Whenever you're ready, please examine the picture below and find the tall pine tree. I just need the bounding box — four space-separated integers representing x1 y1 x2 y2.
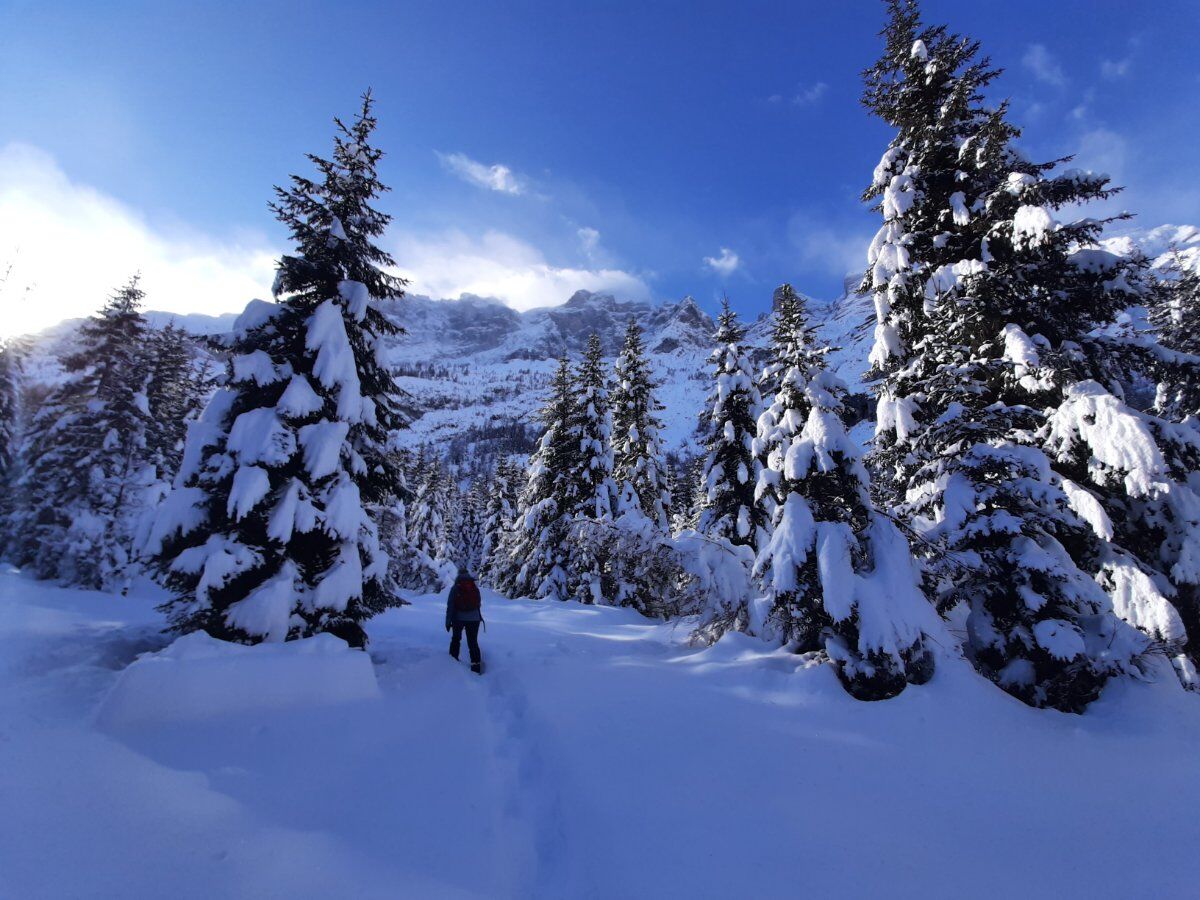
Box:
861 1 1154 710
144 323 213 483
565 333 618 604
146 92 406 643
494 358 579 600
611 320 670 530
0 337 26 548
695 299 766 550
0 338 22 491
407 450 457 583
751 291 935 699
479 455 520 584
1149 255 1200 423
9 277 153 589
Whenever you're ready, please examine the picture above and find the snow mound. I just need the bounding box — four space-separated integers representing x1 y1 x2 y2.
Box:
96 631 380 728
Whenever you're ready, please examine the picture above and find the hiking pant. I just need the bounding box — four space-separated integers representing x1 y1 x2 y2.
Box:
450 620 481 665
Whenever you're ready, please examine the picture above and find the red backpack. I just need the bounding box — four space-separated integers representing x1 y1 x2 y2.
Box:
453 577 481 612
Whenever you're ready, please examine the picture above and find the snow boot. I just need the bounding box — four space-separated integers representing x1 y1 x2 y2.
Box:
471 661 483 675
449 648 459 661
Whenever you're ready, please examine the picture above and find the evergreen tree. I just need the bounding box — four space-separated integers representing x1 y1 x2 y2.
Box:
585 322 678 613
0 338 22 489
480 455 520 584
662 463 681 533
565 333 618 604
672 457 706 534
1149 256 1200 423
10 277 152 589
1134 259 1200 681
404 451 463 586
494 358 579 600
695 300 766 549
860 0 1022 505
458 477 488 574
146 93 406 643
0 337 26 546
377 447 421 592
750 294 934 699
611 321 670 530
144 323 212 482
757 285 820 403
861 0 1153 710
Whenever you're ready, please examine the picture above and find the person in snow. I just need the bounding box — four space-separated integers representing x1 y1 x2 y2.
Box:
446 565 484 674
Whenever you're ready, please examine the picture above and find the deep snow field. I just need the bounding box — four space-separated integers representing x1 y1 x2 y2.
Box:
2 566 1199 899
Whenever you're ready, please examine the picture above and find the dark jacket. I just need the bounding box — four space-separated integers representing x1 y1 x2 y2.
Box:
446 575 483 628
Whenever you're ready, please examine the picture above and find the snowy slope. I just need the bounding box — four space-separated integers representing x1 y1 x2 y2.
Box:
2 569 1199 898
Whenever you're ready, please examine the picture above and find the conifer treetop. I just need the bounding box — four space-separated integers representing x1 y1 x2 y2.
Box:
271 90 407 304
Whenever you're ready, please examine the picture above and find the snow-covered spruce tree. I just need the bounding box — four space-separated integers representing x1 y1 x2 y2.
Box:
457 477 488 575
1149 256 1200 423
750 298 934 699
479 455 520 584
672 456 706 534
754 285 825 520
949 91 1200 696
0 337 26 543
611 320 671 529
861 0 1004 502
407 451 458 585
1042 379 1200 688
0 338 22 488
862 1 1155 710
565 333 618 604
1037 256 1200 687
695 299 766 550
145 92 405 643
376 447 419 591
9 277 153 589
602 320 680 613
144 323 212 483
1132 258 1200 679
494 358 580 600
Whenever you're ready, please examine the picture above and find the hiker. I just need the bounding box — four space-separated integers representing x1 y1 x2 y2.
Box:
446 564 484 674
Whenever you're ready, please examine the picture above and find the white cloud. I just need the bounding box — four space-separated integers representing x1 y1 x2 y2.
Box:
703 247 740 277
577 226 601 258
436 151 524 195
792 82 828 106
393 229 650 311
0 143 277 337
1022 44 1066 87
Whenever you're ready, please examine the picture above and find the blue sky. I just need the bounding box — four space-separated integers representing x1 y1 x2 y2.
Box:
1 0 1198 333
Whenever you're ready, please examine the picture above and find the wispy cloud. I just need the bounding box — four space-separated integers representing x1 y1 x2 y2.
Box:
792 82 828 106
1022 44 1067 87
787 211 871 282
1101 57 1132 79
0 143 276 337
577 226 601 258
436 151 525 195
1101 36 1140 80
703 247 740 276
1076 127 1129 181
393 228 650 311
